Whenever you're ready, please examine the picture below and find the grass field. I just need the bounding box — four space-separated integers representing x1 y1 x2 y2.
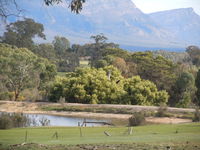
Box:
79 60 89 67
0 123 200 150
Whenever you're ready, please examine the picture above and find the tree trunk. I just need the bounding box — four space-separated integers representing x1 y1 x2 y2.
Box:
14 90 19 101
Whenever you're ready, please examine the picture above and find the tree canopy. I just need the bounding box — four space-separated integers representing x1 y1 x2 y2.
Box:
1 18 45 50
0 43 56 101
49 66 168 105
0 0 85 21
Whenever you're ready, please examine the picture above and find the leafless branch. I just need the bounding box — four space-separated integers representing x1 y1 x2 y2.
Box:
0 0 24 22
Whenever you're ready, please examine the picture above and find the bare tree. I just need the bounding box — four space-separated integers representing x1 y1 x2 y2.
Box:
0 0 24 21
0 0 86 21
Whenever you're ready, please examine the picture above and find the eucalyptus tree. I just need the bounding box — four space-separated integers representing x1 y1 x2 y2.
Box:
1 18 45 50
0 43 56 101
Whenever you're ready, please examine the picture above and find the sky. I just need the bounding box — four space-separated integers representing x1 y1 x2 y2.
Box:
132 0 200 15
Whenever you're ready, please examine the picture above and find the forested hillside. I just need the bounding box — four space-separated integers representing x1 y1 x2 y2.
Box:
1 18 200 107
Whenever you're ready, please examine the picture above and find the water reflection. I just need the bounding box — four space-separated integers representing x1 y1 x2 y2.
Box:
24 113 109 127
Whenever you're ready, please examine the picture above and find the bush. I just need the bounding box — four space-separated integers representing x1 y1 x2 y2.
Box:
0 92 14 100
0 113 31 129
193 108 200 122
156 104 169 117
129 112 146 126
21 88 42 101
0 114 13 129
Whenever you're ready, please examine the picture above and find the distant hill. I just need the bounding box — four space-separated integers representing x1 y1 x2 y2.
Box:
1 0 200 51
149 8 200 47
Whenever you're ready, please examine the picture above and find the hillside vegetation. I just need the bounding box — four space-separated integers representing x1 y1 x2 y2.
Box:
1 19 200 108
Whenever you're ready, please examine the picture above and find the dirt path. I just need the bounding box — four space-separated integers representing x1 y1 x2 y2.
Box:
0 101 193 124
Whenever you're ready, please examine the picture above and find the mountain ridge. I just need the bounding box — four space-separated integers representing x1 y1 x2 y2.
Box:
0 0 200 51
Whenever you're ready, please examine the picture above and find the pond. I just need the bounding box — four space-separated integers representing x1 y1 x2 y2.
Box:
25 113 110 127
0 112 110 127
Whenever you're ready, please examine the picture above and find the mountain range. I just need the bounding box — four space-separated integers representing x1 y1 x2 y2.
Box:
1 0 200 51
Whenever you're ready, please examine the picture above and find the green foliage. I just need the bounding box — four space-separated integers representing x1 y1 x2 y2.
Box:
33 43 57 63
95 59 108 68
131 52 177 91
49 66 125 104
195 69 200 106
129 112 146 126
156 104 169 117
170 72 196 107
90 33 108 44
1 18 45 50
186 45 200 67
53 36 70 56
0 91 14 100
0 113 30 129
0 43 56 101
193 108 200 122
124 76 169 105
102 48 131 60
49 66 168 105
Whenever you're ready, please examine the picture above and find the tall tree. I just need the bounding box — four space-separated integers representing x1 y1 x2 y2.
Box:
1 18 45 50
34 43 56 63
195 69 200 106
131 52 178 91
186 45 200 67
0 43 56 101
170 72 196 107
90 33 108 44
52 36 70 57
90 34 111 67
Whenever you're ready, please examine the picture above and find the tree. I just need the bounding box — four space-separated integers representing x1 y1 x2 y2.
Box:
123 76 169 105
49 66 169 105
195 69 200 106
44 0 86 13
0 43 56 101
52 36 79 72
57 52 79 72
0 0 86 21
186 45 200 67
90 33 108 44
131 52 178 91
34 43 56 63
49 66 124 104
170 72 196 107
112 57 128 76
89 34 120 67
1 18 45 50
52 36 70 57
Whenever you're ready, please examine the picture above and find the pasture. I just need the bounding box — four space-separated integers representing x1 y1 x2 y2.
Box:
0 123 200 150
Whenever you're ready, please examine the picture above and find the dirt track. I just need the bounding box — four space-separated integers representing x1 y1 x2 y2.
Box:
0 101 193 124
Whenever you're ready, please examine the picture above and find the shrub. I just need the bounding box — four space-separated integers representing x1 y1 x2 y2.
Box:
193 108 200 122
0 113 13 129
21 88 41 101
129 112 146 126
0 92 14 100
156 104 169 117
0 113 31 129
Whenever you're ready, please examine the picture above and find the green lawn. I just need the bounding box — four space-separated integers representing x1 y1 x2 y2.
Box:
79 60 89 67
0 123 200 147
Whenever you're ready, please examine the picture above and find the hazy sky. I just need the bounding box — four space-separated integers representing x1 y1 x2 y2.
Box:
132 0 200 15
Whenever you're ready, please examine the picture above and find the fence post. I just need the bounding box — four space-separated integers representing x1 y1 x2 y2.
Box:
79 127 82 137
25 130 28 143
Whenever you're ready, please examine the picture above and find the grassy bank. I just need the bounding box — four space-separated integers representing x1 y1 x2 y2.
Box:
0 123 200 150
41 105 194 119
